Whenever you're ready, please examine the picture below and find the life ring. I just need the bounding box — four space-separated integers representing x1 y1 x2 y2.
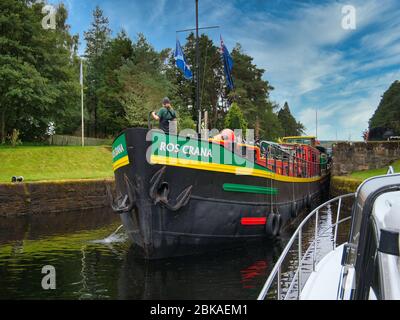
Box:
266 213 280 238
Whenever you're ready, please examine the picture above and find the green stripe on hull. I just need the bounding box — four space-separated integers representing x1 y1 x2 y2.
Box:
223 183 278 195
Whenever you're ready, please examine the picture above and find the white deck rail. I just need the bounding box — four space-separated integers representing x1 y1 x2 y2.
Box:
257 193 355 300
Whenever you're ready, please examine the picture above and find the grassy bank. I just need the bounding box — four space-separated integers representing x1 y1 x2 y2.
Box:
0 146 113 183
330 176 363 196
349 160 400 180
331 160 400 196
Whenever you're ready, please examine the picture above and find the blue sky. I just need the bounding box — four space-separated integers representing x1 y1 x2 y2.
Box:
56 0 400 141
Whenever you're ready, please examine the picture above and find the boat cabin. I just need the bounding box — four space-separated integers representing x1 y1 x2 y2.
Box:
280 136 317 147
208 133 327 178
340 173 400 299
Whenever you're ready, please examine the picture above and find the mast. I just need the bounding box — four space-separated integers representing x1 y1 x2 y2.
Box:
195 0 200 133
176 1 218 133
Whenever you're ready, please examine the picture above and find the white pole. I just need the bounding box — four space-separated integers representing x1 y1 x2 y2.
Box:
198 109 202 134
80 58 84 147
315 108 318 138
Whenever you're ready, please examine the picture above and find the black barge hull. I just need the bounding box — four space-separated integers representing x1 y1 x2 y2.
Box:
112 128 330 259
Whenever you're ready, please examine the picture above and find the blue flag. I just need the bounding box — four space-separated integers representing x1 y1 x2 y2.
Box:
221 36 234 90
175 40 193 80
220 36 234 90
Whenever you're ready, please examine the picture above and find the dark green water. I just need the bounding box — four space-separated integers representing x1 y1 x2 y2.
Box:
0 204 350 300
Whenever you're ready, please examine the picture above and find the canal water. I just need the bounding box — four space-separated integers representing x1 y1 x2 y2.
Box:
0 202 352 300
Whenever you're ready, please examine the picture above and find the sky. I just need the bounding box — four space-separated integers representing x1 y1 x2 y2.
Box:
54 0 400 141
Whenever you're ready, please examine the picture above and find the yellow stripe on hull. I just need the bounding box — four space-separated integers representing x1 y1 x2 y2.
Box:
150 155 323 183
113 155 130 171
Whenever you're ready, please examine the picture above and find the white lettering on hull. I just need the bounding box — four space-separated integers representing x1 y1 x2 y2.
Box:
158 142 212 158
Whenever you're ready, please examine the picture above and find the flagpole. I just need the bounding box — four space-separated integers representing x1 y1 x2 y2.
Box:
195 0 200 133
80 58 84 147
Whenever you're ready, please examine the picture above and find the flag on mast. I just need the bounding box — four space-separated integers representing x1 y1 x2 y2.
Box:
175 40 193 80
220 36 234 90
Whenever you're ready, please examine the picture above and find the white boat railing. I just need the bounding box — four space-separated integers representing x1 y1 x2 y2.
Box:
257 192 355 300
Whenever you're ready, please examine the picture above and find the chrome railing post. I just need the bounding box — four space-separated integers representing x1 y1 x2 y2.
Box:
333 197 342 249
313 209 319 272
256 193 355 301
277 267 281 300
298 229 302 299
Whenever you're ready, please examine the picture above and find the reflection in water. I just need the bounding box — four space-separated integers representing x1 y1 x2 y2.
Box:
117 239 285 300
0 204 351 300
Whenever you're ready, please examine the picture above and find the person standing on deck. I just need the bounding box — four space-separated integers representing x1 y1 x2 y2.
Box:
151 97 177 134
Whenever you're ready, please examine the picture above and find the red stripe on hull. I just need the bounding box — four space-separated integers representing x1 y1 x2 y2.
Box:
241 217 267 225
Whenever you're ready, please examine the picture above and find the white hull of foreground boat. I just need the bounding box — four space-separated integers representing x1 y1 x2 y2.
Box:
300 244 355 300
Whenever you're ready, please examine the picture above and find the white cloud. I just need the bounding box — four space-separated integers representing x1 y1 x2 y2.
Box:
216 0 399 140
64 0 400 140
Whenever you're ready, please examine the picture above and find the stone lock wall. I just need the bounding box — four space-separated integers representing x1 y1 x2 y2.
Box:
332 141 400 176
0 179 115 217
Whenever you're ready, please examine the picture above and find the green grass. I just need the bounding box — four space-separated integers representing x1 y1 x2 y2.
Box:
349 160 400 180
0 146 113 183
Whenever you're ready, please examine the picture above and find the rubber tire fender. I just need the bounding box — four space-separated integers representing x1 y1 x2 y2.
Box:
266 213 280 238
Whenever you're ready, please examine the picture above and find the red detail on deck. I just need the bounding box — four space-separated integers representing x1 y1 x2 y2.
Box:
241 217 267 225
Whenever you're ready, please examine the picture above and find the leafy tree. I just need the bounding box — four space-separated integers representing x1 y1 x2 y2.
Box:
178 113 196 131
0 0 80 142
224 102 247 133
369 80 400 135
118 34 174 127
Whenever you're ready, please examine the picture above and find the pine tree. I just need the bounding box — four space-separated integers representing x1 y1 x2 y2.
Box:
84 5 111 137
262 102 283 141
166 33 224 129
277 102 305 136
229 44 274 131
96 30 133 136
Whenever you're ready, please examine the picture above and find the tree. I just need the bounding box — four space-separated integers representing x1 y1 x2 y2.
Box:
84 5 111 137
262 102 283 141
230 44 274 136
118 34 174 128
224 102 247 133
277 102 305 136
96 30 133 136
178 113 196 131
0 0 80 142
369 80 400 135
166 34 225 129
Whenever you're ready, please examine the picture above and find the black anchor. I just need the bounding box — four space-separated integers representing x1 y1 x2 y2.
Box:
107 174 136 214
149 166 192 211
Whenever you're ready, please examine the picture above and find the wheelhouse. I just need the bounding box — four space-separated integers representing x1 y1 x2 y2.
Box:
280 136 317 147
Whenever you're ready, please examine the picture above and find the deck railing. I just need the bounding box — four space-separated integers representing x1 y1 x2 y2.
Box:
257 192 355 300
